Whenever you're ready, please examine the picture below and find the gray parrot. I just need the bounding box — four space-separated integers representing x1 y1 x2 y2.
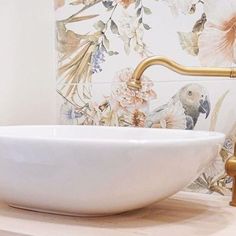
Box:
146 83 211 130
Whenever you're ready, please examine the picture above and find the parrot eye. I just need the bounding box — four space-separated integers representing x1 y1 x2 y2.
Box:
188 91 193 96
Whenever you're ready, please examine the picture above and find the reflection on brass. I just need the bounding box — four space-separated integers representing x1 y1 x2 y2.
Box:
131 56 236 207
226 144 236 207
129 56 236 90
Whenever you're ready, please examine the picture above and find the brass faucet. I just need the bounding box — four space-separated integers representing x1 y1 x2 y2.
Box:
129 56 236 90
130 56 236 206
226 144 236 207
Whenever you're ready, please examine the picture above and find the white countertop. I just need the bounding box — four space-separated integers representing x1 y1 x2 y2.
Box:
0 192 235 236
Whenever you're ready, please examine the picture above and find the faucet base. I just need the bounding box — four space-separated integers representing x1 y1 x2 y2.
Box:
225 147 236 207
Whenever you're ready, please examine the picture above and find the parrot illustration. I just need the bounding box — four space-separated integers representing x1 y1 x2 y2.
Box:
146 83 211 130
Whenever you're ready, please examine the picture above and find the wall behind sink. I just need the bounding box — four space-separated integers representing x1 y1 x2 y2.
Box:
55 0 236 195
0 0 57 125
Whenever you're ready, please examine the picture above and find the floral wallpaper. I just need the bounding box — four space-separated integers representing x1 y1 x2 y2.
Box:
55 0 236 195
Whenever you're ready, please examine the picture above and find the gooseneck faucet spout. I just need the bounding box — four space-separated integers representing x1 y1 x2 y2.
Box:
129 56 236 90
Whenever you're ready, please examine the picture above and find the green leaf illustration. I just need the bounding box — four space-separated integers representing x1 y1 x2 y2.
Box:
143 7 152 15
110 20 119 35
93 20 105 31
103 34 110 50
137 8 142 17
143 23 151 30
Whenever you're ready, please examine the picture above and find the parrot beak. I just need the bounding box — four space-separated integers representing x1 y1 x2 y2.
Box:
199 97 211 119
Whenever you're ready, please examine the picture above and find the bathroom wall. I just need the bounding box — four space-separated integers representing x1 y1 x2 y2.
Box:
55 0 236 195
0 0 56 125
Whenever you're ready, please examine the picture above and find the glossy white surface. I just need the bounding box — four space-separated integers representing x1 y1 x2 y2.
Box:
0 126 225 216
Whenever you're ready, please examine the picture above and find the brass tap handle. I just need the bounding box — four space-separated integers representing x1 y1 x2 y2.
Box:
129 56 236 90
226 144 236 207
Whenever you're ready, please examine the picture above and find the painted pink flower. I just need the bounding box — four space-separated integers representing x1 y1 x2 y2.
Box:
198 0 236 66
111 68 156 110
54 0 65 10
131 109 146 127
116 0 135 8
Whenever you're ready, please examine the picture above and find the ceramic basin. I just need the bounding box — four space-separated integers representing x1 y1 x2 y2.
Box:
0 126 225 216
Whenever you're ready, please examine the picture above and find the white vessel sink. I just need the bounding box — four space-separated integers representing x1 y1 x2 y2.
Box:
0 126 225 216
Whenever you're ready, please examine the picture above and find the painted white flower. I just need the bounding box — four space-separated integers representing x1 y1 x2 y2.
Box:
198 0 236 66
148 101 187 129
119 13 147 56
164 0 197 16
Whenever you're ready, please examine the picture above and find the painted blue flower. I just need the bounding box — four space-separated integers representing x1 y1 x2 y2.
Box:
224 138 233 152
65 107 82 120
91 47 105 73
60 101 83 125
